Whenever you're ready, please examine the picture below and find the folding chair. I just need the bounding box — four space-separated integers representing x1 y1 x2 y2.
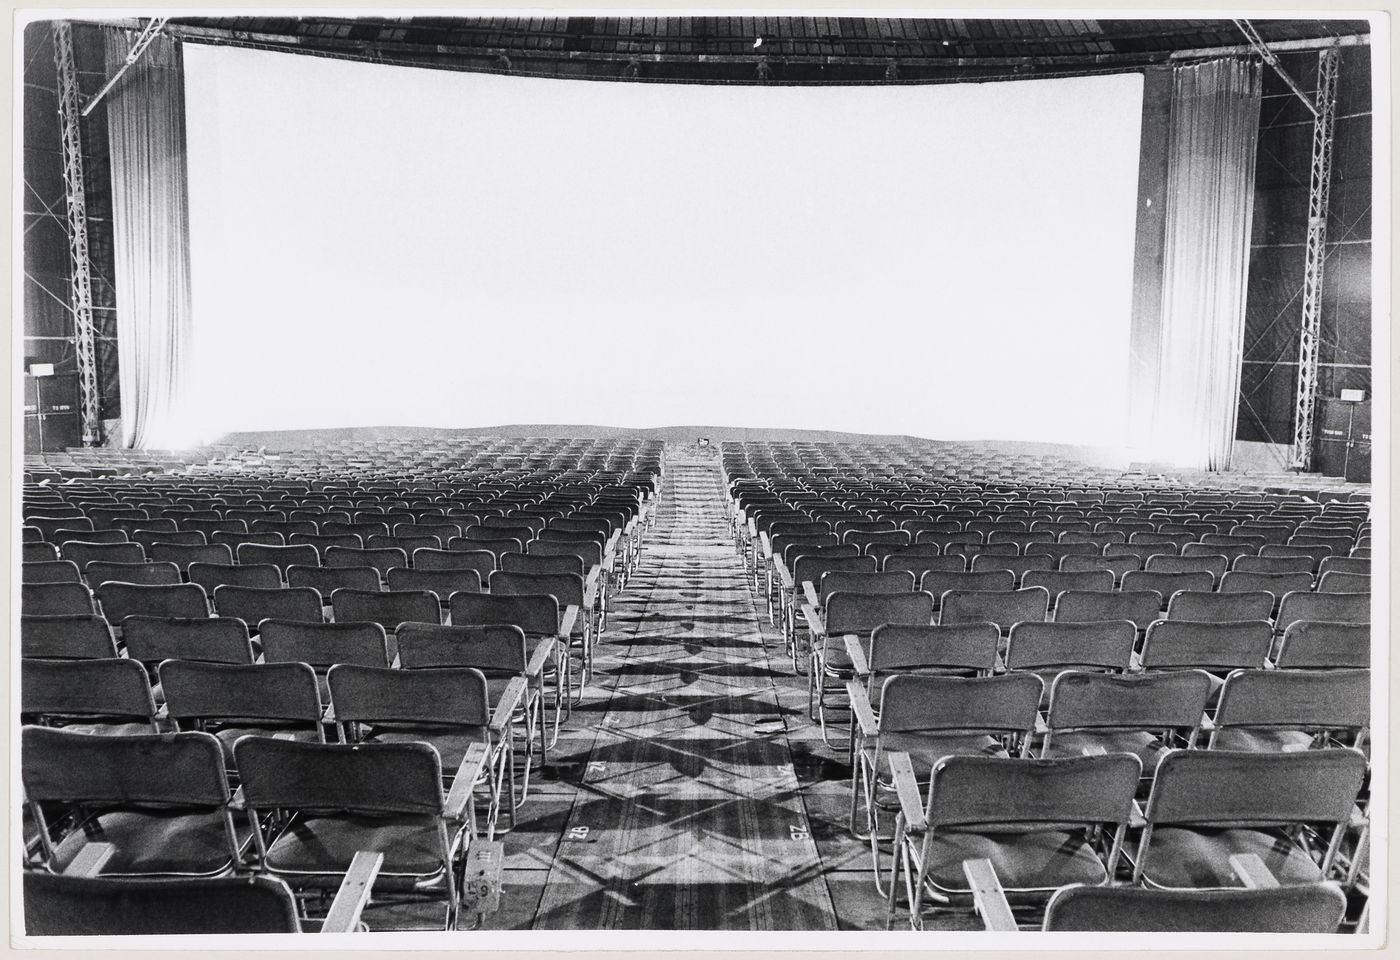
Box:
237 543 320 577
1275 592 1370 638
1233 554 1315 575
61 542 146 570
940 587 1048 635
850 623 1002 695
150 542 235 573
130 529 207 551
886 752 1141 930
213 585 323 627
1318 556 1368 578
188 562 283 592
1208 668 1369 752
1059 554 1142 585
329 664 519 839
23 542 60 564
1138 619 1274 696
1038 669 1213 770
804 591 935 747
22 561 83 586
386 567 484 607
21 615 118 660
160 659 327 759
849 672 1044 875
450 593 575 738
1120 571 1214 611
1020 569 1114 611
1274 620 1369 669
1128 748 1367 888
287 564 383 599
1219 570 1314 604
324 546 407 578
330 588 442 661
397 622 554 779
1144 553 1228 583
413 547 497 579
21 726 243 878
22 582 98 617
258 619 391 700
920 570 1014 614
234 736 487 930
971 870 1346 932
490 571 596 682
83 561 183 589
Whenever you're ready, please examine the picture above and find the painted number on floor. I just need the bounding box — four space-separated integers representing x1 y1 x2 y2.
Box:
567 826 591 841
788 824 809 841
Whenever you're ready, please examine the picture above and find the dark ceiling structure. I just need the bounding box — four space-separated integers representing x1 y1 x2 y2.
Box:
113 16 1370 84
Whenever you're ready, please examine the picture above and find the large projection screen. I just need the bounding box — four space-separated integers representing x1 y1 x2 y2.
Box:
181 45 1144 448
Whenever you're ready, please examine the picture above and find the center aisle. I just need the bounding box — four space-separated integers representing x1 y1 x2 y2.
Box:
528 456 839 930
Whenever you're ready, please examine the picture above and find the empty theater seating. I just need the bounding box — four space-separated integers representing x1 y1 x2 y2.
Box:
20 436 662 933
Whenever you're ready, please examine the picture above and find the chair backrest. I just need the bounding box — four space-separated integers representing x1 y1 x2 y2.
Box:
1233 554 1315 575
923 753 1141 829
1042 882 1347 933
1119 570 1215 605
1316 571 1370 594
1020 569 1115 602
331 588 442 631
1044 669 1214 733
258 619 390 669
22 726 229 806
121 615 255 666
83 560 183 588
23 872 308 935
878 672 1043 737
22 582 98 617
22 542 60 563
499 552 586 577
969 554 1055 579
1165 590 1273 623
328 663 490 727
1218 570 1314 597
234 737 443 816
1143 553 1228 582
817 570 914 605
867 622 1001 676
1058 554 1142 582
386 566 484 597
1140 620 1272 672
61 541 146 568
149 542 235 571
1317 556 1368 578
1054 591 1162 632
793 554 877 588
1275 620 1369 669
450 591 561 636
1275 591 1371 636
1005 620 1136 672
188 562 283 592
881 554 966 577
488 571 585 607
396 622 529 673
1144 748 1366 826
940 587 1049 631
324 545 408 575
21 615 118 660
131 529 207 550
1212 668 1369 735
237 542 320 573
160 659 324 725
286 563 383 596
920 570 1015 608
525 539 604 568
213 584 323 626
824 590 934 635
97 582 209 623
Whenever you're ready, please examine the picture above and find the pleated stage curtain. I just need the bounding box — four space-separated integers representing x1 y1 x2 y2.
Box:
1148 58 1262 470
105 30 193 449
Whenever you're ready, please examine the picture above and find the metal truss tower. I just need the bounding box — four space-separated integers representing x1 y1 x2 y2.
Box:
52 21 101 445
1290 46 1341 470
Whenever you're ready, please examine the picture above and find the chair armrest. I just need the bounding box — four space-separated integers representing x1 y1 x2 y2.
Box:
558 604 579 639
803 580 820 610
605 531 622 559
774 560 794 592
584 568 600 602
321 850 384 934
1128 800 1147 829
1198 714 1215 732
845 679 879 738
759 532 773 561
526 638 556 679
963 858 1018 932
490 676 527 735
1229 852 1280 889
845 635 870 677
62 841 114 877
801 603 826 639
230 785 247 812
445 742 491 822
1033 714 1049 736
888 751 927 835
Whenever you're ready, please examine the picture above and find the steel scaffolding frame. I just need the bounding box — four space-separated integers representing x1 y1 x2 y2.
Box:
52 21 100 445
1291 46 1341 470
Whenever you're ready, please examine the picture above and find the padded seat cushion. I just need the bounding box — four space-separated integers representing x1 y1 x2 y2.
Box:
52 808 240 877
922 829 1108 896
1136 826 1324 889
264 813 447 882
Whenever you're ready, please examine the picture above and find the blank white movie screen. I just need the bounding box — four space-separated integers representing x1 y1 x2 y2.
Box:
181 45 1143 446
